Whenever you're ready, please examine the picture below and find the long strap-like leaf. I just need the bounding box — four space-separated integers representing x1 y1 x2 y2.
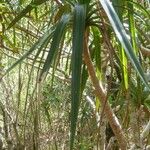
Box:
100 0 149 89
70 4 86 150
1 29 52 79
40 14 70 79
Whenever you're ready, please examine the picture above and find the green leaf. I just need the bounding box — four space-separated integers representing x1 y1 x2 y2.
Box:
128 1 137 54
121 47 128 89
127 0 150 19
40 14 70 79
100 0 150 89
81 64 88 93
1 29 52 78
92 27 102 79
112 0 125 21
7 4 33 29
78 0 91 5
70 4 86 149
112 0 129 89
7 0 48 29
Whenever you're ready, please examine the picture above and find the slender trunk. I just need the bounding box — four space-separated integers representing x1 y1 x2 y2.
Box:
83 33 127 149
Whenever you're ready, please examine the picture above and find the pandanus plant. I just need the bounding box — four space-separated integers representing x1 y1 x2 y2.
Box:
1 0 150 149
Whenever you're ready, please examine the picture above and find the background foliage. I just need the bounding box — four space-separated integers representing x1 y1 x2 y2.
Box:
0 0 150 149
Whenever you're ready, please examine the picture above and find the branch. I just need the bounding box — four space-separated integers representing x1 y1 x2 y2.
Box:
83 31 127 149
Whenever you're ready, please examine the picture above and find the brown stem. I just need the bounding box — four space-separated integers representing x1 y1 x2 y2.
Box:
83 32 127 149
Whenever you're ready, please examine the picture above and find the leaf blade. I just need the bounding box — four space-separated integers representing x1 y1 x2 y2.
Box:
100 0 149 89
70 4 86 149
2 29 52 78
40 14 70 79
7 0 48 29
